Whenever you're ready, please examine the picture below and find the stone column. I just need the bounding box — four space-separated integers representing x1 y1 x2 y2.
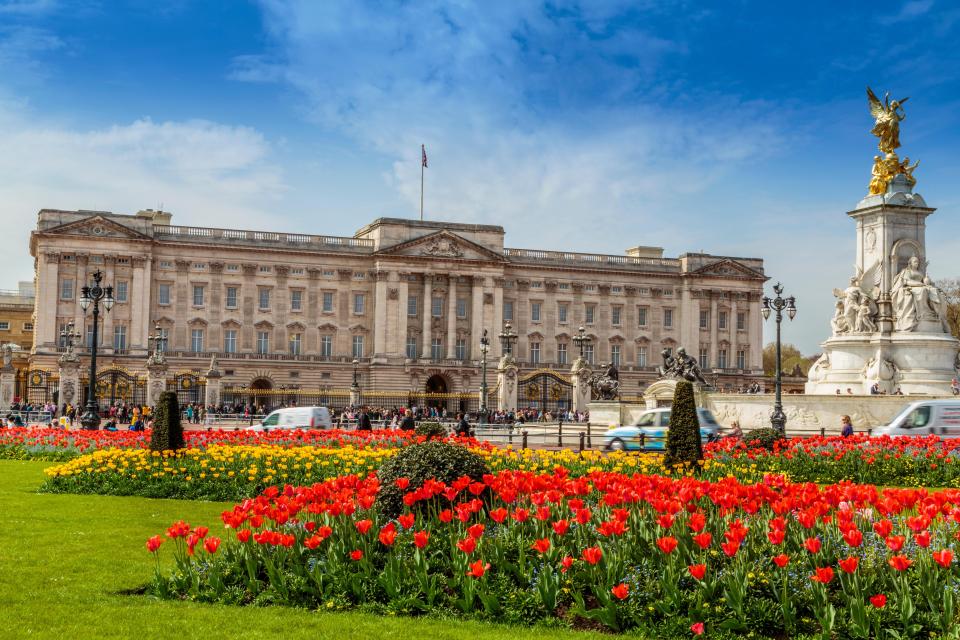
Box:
730 298 739 367
57 357 81 411
420 274 433 359
570 358 592 414
493 278 504 354
496 355 518 412
205 355 222 409
274 265 289 352
74 254 89 345
101 255 116 353
471 276 484 359
37 251 61 350
446 275 458 359
130 256 150 353
0 358 14 411
709 292 718 368
146 362 169 407
374 270 389 361
749 294 762 369
397 273 409 359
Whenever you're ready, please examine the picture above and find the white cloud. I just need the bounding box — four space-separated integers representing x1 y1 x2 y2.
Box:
878 0 935 25
0 105 286 286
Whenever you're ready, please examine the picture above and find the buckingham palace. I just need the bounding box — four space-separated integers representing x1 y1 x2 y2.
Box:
24 208 766 412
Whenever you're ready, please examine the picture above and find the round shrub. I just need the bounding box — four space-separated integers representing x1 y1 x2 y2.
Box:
149 391 184 452
376 440 489 519
744 427 786 451
414 421 448 440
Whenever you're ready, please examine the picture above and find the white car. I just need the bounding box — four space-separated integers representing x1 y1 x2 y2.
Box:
247 406 332 431
872 400 960 438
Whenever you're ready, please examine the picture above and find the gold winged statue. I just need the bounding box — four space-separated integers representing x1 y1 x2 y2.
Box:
867 87 908 154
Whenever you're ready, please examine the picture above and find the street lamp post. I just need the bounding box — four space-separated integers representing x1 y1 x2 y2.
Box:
60 321 81 354
498 321 517 357
478 329 490 425
572 326 591 361
761 283 797 434
78 270 114 429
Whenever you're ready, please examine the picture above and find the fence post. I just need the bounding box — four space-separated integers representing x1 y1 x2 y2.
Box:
820 427 825 437
639 433 645 449
868 428 873 437
508 424 514 446
522 430 529 450
586 421 592 448
578 431 585 453
557 421 563 448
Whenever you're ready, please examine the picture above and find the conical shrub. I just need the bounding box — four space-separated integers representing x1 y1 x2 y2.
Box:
149 391 185 451
664 380 703 470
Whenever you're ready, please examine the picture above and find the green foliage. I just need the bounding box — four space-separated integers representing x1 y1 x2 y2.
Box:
762 342 818 377
414 421 448 440
743 427 786 452
376 440 489 519
663 380 702 469
149 391 184 452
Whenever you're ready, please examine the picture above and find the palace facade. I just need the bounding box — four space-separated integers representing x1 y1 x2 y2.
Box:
27 209 766 410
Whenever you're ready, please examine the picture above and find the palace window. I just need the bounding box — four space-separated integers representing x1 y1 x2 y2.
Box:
113 325 127 352
407 295 418 317
57 322 69 346
225 286 238 309
718 311 728 330
737 312 746 331
256 331 269 354
611 306 622 326
529 342 541 364
455 338 467 361
530 281 542 289
60 279 74 300
353 293 365 314
457 298 467 319
0 321 9 331
406 336 417 360
322 291 334 313
558 283 569 290
223 330 237 353
322 269 334 277
737 349 746 370
290 290 303 311
584 344 594 365
115 281 128 303
663 309 673 328
611 286 622 294
291 268 304 276
610 344 621 367
558 304 568 323
431 296 443 318
193 285 205 307
289 333 302 355
585 304 595 324
258 288 271 310
699 347 709 369
557 343 567 365
259 266 272 273
638 307 648 327
699 310 709 329
158 284 171 306
157 328 168 352
531 302 542 322
320 335 333 358
226 264 239 272
503 301 514 322
431 337 443 361
191 329 204 353
352 335 364 359
637 346 648 367
718 349 728 369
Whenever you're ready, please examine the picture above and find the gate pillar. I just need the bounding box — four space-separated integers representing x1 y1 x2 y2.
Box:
496 355 518 413
146 362 168 407
57 356 81 412
204 354 222 409
570 358 592 414
0 346 14 411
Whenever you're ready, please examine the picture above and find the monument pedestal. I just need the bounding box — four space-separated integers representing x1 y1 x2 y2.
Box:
587 401 623 428
496 356 519 413
569 359 592 414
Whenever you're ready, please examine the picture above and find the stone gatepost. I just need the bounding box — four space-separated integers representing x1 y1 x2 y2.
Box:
146 362 168 407
496 355 518 412
0 345 14 412
57 358 81 412
204 354 222 408
570 358 592 414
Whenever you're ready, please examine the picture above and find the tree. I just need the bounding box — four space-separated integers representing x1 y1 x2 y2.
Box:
936 278 960 340
664 380 702 470
762 342 818 377
149 391 184 451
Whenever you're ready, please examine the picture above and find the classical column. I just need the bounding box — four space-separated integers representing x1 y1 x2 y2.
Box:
73 254 88 346
471 276 484 360
446 274 458 359
730 298 739 367
174 259 190 350
208 262 224 354
374 270 389 360
493 278 504 354
709 292 718 368
306 268 321 354
130 256 150 353
274 265 289 352
398 273 409 359
241 263 257 352
420 274 433 359
37 251 60 350
749 293 763 369
101 255 116 353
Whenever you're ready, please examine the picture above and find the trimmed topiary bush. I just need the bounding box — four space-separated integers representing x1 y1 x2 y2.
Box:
414 421 448 440
664 380 703 470
376 440 489 519
149 391 184 452
744 427 786 451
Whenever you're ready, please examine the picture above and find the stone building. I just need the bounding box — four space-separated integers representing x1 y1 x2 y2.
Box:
26 209 766 411
0 281 35 351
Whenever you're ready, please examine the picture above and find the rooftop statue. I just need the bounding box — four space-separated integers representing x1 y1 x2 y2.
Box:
867 87 908 154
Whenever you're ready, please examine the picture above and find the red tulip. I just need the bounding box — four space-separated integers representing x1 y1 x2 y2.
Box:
720 540 739 557
560 555 574 573
203 537 221 554
355 519 373 535
691 622 705 635
236 529 251 543
657 514 675 529
439 509 453 523
466 559 490 578
395 477 410 490
145 535 163 553
531 538 551 554
350 549 363 561
870 594 886 608
397 513 415 529
657 536 678 554
767 529 785 545
413 530 430 549
692 532 712 549
873 519 893 537
772 553 789 568
575 508 592 525
688 563 706 581
810 566 834 584
803 537 821 554
888 555 912 571
914 531 931 548
933 549 953 568
582 546 603 565
611 583 629 600
379 523 397 547
304 534 322 550
842 528 863 547
838 556 859 573
457 537 477 554
552 519 570 536
467 523 485 540
489 507 508 523
687 512 706 533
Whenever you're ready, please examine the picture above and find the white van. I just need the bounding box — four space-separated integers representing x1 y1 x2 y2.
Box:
248 406 332 431
873 400 960 437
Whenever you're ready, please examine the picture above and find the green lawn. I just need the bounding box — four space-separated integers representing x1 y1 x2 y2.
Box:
0 460 611 640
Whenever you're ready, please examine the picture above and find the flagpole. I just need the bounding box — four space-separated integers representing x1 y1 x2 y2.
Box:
420 146 425 221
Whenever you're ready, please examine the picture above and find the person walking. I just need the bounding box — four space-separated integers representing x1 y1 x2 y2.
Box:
455 412 471 437
358 408 372 431
400 411 416 431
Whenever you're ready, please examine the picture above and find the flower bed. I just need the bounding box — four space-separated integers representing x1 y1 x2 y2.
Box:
705 434 960 487
41 444 665 501
0 427 424 461
147 469 960 636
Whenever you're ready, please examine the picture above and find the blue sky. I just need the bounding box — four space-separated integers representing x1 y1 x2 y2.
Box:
2 0 959 353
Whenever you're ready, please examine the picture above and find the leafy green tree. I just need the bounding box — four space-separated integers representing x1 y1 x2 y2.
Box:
664 380 702 470
936 278 960 340
149 391 184 452
762 342 818 377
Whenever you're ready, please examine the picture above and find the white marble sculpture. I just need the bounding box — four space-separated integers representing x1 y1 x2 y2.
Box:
891 256 949 333
831 262 880 335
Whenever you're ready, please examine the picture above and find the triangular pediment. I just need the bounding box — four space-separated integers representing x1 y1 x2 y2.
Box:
375 230 506 262
42 215 152 241
691 259 765 280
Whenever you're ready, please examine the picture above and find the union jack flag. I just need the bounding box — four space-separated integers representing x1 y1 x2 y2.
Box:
421 144 428 168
